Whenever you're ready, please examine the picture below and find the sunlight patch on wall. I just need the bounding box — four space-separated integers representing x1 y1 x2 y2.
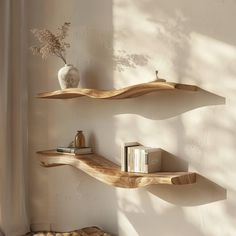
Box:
183 203 235 236
117 210 139 236
113 0 182 87
114 114 178 150
115 187 171 213
188 32 236 95
180 104 236 181
115 188 173 235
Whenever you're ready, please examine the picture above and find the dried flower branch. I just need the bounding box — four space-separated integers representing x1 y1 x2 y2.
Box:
30 22 71 64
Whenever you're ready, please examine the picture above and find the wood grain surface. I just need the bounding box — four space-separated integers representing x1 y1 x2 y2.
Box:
37 150 197 187
37 81 198 99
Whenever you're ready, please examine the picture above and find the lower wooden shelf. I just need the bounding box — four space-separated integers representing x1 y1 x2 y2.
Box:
37 150 196 188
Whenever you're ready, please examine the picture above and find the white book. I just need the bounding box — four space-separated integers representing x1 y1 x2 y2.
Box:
127 146 162 173
121 142 141 172
133 150 136 172
141 149 145 173
134 149 140 172
127 146 136 173
127 147 132 172
139 151 142 172
128 146 136 172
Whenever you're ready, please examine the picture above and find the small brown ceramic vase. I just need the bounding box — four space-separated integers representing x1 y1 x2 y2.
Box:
74 130 85 148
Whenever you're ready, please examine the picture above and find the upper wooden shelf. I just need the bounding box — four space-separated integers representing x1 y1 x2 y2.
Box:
37 150 196 188
37 81 199 99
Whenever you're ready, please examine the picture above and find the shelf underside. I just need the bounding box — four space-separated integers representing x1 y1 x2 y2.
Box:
38 81 199 99
37 150 196 188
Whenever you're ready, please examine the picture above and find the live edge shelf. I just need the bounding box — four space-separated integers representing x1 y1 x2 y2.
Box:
37 81 199 99
37 150 197 188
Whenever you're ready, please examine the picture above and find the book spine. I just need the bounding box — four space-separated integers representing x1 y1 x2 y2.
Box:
57 148 75 153
144 151 148 173
126 146 162 173
130 148 134 172
131 148 146 173
134 149 139 172
57 147 92 155
141 150 145 173
122 143 141 172
139 150 142 172
121 146 128 172
127 147 132 172
137 149 142 173
74 148 92 155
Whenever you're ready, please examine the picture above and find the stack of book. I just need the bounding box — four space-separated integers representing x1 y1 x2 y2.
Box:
121 142 162 173
57 147 93 155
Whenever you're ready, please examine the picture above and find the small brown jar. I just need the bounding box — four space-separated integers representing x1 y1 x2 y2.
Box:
74 130 85 148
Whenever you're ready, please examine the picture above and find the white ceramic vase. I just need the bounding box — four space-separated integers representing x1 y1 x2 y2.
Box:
58 64 80 89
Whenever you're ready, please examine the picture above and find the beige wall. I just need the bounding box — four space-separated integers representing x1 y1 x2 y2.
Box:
28 0 236 235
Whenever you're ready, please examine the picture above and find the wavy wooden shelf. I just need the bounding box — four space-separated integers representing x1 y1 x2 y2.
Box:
37 150 196 188
37 81 199 99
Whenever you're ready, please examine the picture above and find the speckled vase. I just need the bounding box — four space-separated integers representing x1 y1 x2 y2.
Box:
58 64 80 89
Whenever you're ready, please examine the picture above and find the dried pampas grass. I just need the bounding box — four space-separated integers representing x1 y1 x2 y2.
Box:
30 22 71 64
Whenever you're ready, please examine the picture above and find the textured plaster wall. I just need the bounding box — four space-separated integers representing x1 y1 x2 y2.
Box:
28 0 236 235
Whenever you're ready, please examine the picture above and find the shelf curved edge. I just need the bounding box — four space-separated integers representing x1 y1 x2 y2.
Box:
37 81 199 99
37 150 197 188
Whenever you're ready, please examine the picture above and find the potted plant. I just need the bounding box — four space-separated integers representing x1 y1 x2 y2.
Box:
30 22 80 89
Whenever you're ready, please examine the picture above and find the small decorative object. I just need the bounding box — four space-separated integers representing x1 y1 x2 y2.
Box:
154 70 166 82
74 130 86 148
57 147 93 155
58 64 79 89
30 22 80 89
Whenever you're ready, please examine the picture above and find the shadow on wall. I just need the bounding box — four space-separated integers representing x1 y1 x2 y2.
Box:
161 150 189 172
82 48 150 89
145 150 227 206
79 28 114 90
133 0 236 87
119 188 210 236
90 88 225 120
147 175 226 206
